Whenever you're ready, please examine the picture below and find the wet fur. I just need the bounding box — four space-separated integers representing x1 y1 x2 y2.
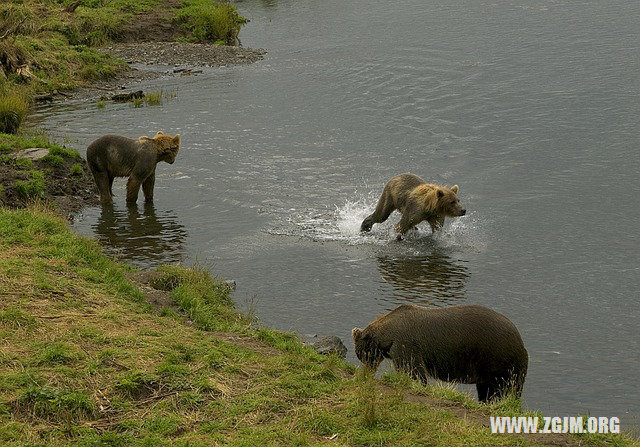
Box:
87 132 180 205
360 173 466 238
352 304 528 402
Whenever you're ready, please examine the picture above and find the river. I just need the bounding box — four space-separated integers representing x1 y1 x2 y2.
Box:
34 0 640 430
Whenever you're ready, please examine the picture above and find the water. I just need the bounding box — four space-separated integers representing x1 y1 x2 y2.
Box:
34 0 640 429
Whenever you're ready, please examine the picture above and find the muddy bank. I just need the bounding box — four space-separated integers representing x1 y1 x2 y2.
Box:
45 42 266 103
0 140 99 219
102 41 266 67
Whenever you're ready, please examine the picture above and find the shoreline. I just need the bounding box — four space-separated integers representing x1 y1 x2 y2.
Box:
39 42 267 103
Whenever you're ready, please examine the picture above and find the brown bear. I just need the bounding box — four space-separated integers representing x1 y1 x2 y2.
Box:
360 173 466 239
352 304 528 402
86 132 180 205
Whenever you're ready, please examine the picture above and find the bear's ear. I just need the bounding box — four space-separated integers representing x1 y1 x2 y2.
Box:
173 134 180 145
352 327 363 340
154 131 166 138
451 184 459 194
437 189 444 198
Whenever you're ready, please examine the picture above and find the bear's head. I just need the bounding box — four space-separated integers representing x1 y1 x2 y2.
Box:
352 327 387 370
411 184 466 217
435 185 465 217
152 131 181 164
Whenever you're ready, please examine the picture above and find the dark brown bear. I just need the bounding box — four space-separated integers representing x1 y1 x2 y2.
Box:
361 173 466 239
86 132 180 205
352 304 528 402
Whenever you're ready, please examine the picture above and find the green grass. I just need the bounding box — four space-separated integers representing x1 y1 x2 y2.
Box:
0 206 637 447
14 157 33 169
69 162 83 176
124 90 175 108
0 0 248 98
0 132 79 155
0 89 29 135
144 90 163 106
15 170 46 199
175 0 248 44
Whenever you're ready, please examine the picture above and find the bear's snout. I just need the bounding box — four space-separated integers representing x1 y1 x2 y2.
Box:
460 209 466 216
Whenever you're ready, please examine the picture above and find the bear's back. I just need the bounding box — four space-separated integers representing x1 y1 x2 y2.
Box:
375 304 526 357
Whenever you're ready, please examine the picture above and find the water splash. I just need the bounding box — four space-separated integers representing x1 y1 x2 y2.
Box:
267 192 487 252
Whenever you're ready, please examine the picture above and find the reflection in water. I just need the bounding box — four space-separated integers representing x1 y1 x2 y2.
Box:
377 250 469 306
94 203 187 268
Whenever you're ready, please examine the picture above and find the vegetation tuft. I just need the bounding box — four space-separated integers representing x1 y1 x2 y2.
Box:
175 0 248 44
0 89 29 135
15 170 46 199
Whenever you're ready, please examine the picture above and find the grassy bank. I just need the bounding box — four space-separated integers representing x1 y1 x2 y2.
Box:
0 206 638 446
0 0 248 133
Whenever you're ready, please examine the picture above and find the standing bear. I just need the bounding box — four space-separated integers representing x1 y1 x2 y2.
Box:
87 132 180 205
352 304 528 402
360 173 466 238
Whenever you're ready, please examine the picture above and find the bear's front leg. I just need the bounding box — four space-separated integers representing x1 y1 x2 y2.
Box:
126 176 142 203
427 216 445 233
142 172 156 202
395 213 421 240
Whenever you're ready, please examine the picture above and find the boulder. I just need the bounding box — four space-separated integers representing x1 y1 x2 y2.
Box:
311 335 347 358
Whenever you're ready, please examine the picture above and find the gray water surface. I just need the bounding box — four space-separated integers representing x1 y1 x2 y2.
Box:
35 0 640 429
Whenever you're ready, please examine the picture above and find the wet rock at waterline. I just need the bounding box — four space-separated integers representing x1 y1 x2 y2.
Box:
310 336 347 358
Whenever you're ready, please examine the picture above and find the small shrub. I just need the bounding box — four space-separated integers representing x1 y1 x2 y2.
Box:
131 97 143 108
18 386 94 420
115 370 158 398
0 92 29 135
176 2 248 44
15 170 46 199
144 91 163 106
0 307 37 329
15 157 32 169
35 342 80 365
0 133 17 152
69 162 83 176
97 99 106 109
354 368 379 428
46 145 81 160
42 153 64 166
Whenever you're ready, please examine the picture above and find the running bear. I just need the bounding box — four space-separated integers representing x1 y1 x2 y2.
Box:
352 304 528 402
87 132 180 205
360 173 466 238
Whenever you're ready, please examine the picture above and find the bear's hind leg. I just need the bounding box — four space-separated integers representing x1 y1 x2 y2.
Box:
361 187 395 232
91 170 113 205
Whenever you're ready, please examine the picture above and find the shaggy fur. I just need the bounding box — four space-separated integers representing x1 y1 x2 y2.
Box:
352 304 528 402
87 132 180 205
360 173 465 239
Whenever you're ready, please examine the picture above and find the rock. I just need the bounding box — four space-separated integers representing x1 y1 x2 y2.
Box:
34 94 55 103
111 90 144 102
11 148 50 160
311 336 347 358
